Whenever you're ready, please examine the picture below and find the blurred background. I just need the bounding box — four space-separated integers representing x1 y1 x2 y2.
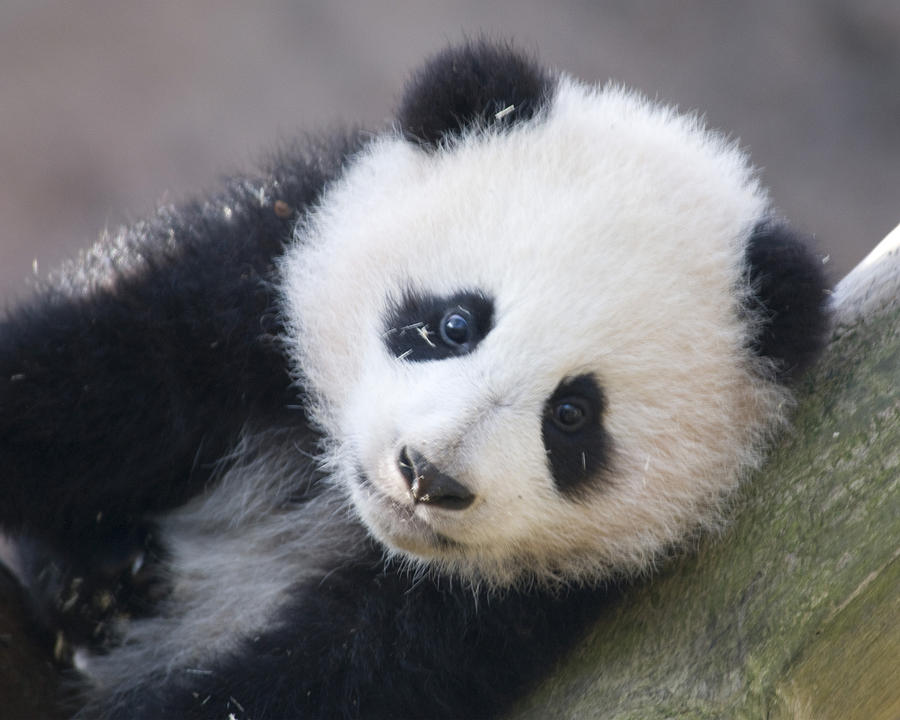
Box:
1 0 898 303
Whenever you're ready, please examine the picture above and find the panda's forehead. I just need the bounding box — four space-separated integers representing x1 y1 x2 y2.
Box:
319 77 764 298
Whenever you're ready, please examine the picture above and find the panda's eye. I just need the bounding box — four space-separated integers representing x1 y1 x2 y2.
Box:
551 398 590 432
440 310 473 347
383 291 493 362
541 374 611 496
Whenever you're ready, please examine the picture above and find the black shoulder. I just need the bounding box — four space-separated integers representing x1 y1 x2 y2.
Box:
744 221 832 382
397 39 555 149
0 131 363 545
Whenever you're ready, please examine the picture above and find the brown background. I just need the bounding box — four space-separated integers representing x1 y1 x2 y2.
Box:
2 1 898 304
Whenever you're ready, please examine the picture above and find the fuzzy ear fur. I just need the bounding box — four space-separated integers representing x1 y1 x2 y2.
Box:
745 222 832 382
397 40 553 148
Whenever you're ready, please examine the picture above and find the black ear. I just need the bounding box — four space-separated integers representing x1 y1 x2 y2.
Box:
745 221 832 382
397 40 554 148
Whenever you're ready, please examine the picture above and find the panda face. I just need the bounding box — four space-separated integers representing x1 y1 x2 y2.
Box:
281 76 789 587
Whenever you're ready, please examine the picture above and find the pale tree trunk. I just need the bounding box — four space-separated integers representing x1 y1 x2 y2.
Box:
510 225 900 720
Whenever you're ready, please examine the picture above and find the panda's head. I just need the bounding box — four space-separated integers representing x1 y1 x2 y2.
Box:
281 41 829 588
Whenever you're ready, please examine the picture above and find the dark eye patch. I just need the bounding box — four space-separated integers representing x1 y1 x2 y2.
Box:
383 290 494 362
542 374 611 496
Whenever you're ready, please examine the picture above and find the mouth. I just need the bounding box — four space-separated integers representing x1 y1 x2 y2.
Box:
353 466 461 555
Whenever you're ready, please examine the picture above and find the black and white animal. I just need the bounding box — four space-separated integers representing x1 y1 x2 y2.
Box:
0 42 829 719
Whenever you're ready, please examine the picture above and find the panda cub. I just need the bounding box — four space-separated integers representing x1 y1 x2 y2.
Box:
0 42 828 718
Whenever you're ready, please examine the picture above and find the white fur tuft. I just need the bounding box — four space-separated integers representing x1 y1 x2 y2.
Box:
79 433 364 700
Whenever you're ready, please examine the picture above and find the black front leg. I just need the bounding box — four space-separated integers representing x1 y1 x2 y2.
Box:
103 551 614 720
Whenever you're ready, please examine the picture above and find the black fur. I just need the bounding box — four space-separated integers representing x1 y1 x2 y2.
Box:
16 527 166 656
542 374 611 496
100 544 613 720
398 39 554 148
0 132 363 602
745 222 832 381
383 290 494 361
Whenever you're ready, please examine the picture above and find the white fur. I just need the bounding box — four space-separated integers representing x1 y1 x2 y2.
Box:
281 75 789 588
79 434 364 701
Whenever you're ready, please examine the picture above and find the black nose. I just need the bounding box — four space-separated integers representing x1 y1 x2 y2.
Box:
397 447 475 511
